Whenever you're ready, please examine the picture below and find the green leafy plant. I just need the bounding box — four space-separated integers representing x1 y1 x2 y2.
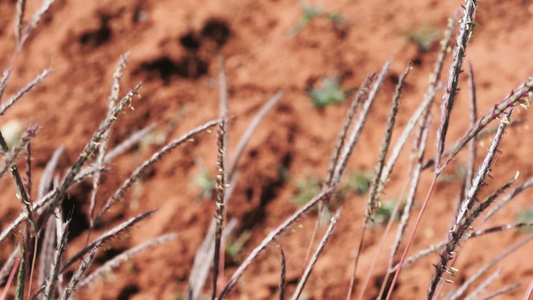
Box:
343 171 373 195
293 175 322 207
287 2 346 37
310 76 346 108
407 25 441 52
516 206 533 233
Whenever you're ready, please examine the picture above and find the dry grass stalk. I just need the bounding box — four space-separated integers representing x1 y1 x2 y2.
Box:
89 53 130 225
41 83 142 232
218 188 335 299
43 221 69 300
428 177 516 299
79 233 178 289
278 248 286 300
15 240 26 300
60 242 101 300
348 64 410 299
376 117 431 299
0 70 10 101
304 74 373 275
93 119 218 226
463 269 502 300
452 109 512 232
61 210 156 273
480 283 521 300
15 0 26 45
103 124 156 163
482 177 533 224
464 61 478 195
0 69 52 116
212 119 227 300
435 0 477 170
447 233 533 300
292 209 340 300
333 60 391 186
227 91 282 179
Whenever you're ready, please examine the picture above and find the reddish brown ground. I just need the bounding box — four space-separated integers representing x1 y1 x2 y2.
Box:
1 0 533 299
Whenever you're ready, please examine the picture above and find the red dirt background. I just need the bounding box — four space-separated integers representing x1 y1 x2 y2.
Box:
1 0 533 299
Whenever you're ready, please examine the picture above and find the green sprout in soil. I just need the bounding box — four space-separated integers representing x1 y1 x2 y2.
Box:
293 174 322 207
310 76 347 108
407 25 441 52
516 206 533 233
343 171 373 195
191 157 216 201
287 2 346 37
370 198 405 228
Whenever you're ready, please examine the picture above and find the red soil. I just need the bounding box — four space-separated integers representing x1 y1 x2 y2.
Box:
1 0 533 299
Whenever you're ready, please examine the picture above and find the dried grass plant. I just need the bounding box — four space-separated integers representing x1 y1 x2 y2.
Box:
1 0 533 300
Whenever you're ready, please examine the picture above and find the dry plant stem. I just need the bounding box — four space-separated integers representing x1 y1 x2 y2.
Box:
422 118 526 171
93 119 218 226
218 188 335 299
471 221 533 237
453 109 511 232
449 235 533 300
0 68 52 116
18 0 56 49
0 257 20 300
15 0 26 44
78 233 178 289
0 127 39 236
0 70 10 101
429 178 516 300
390 221 533 273
0 170 94 245
23 143 31 201
216 58 229 294
464 61 478 195
44 221 69 300
37 216 56 291
103 124 156 163
324 75 373 188
279 248 286 300
61 242 101 300
377 117 431 300
480 283 521 300
333 60 391 186
42 83 142 232
0 248 20 285
0 126 39 177
304 75 373 272
463 269 501 300
293 210 340 300
348 65 409 300
441 77 533 171
435 0 477 169
60 210 156 273
367 65 410 218
426 110 511 299
89 53 129 225
385 175 437 300
524 279 533 300
227 91 283 179
15 241 26 300
38 147 64 201
187 219 237 300
212 120 226 300
482 177 533 224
